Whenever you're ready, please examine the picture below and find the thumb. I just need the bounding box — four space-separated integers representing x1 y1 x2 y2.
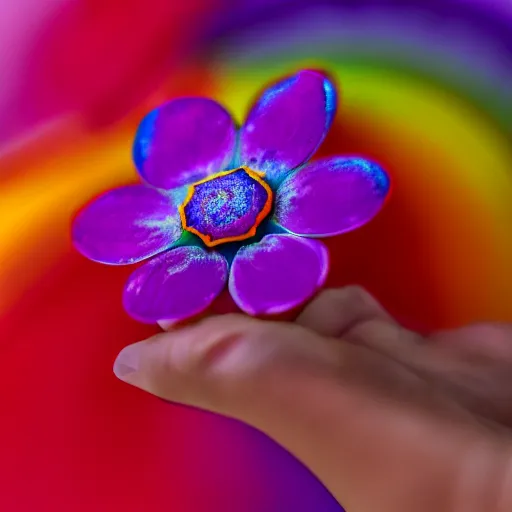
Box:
114 314 341 424
113 314 501 512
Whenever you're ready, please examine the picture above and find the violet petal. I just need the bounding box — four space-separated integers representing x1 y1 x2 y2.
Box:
72 185 182 265
239 70 337 183
133 98 237 190
229 234 328 315
123 246 228 324
275 157 390 237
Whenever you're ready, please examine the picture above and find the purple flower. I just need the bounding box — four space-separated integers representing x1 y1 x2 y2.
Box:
72 70 390 324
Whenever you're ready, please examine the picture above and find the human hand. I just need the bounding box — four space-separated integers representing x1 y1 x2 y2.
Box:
113 287 512 512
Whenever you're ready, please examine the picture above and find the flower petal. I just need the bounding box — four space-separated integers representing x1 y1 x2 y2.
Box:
275 157 391 237
229 234 328 315
133 98 237 189
72 185 182 265
123 246 228 324
239 70 337 183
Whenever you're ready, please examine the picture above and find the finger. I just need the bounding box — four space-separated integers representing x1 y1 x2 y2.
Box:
296 286 393 337
297 287 424 369
415 325 512 425
430 324 512 362
113 314 487 512
117 314 343 417
351 323 512 426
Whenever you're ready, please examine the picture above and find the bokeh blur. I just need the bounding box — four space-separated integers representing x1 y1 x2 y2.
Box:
1 1 511 511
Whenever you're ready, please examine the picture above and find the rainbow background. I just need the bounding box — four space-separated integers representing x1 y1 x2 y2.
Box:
1 1 512 510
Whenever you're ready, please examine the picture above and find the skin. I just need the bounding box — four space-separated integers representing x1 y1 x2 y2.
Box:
113 286 512 512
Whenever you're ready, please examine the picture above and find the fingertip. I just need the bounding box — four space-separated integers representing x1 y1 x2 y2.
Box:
113 341 144 381
296 286 392 337
157 320 174 331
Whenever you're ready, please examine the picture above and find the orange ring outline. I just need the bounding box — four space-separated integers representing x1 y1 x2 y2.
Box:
178 166 273 248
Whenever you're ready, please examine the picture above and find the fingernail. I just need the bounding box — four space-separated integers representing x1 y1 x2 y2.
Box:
157 319 175 331
113 343 142 380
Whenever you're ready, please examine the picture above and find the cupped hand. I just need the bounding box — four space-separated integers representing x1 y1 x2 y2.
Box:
113 287 512 512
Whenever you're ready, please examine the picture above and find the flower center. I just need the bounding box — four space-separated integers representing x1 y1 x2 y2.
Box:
179 167 273 247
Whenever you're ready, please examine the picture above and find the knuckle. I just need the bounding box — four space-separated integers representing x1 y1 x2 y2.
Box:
182 315 263 374
318 288 344 302
317 286 371 310
342 285 373 304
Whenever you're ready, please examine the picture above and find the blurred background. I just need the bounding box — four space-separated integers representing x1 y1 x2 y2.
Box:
1 0 511 510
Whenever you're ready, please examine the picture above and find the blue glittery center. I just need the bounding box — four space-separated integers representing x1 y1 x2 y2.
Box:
183 168 271 245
